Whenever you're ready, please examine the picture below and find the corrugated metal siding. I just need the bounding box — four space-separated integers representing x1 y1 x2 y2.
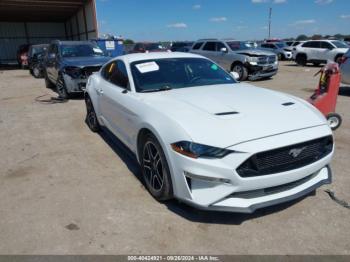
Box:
85 2 95 32
27 23 65 38
0 0 97 63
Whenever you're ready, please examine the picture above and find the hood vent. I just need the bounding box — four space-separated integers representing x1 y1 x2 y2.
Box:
282 102 295 106
215 111 239 116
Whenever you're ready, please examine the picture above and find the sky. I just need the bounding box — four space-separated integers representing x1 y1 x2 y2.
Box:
96 0 350 41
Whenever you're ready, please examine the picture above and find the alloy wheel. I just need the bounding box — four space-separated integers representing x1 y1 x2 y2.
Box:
328 116 339 129
233 65 243 79
33 67 40 78
86 98 98 129
142 141 164 192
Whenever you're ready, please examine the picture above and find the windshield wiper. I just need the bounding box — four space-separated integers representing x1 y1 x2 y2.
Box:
140 86 172 93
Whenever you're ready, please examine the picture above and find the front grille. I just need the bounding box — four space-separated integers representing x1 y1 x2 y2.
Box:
236 136 333 177
257 55 276 65
230 173 316 199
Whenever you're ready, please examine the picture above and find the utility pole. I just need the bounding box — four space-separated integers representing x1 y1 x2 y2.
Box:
268 7 272 39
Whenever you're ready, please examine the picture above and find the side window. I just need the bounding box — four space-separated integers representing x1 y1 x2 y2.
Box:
102 62 114 80
302 42 312 48
312 41 321 48
216 42 226 51
110 61 129 89
261 44 269 48
192 42 204 50
303 41 320 48
321 42 333 49
203 42 216 51
48 44 57 54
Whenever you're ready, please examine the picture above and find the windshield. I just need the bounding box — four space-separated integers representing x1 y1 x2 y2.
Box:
226 41 253 51
61 44 105 57
131 58 236 92
32 46 47 55
331 41 349 48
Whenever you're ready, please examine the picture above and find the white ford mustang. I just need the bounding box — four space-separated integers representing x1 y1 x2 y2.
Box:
85 52 334 213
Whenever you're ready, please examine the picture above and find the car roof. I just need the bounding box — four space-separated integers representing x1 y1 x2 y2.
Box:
117 52 204 64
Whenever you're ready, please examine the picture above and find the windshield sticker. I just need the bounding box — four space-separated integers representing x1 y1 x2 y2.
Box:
93 48 103 53
211 64 218 70
135 61 160 73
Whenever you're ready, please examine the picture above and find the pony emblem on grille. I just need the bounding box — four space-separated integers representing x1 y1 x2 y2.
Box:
289 146 307 158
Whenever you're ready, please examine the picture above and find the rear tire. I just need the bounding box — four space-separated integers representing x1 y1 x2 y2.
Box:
85 95 101 133
232 63 248 81
296 54 307 66
32 65 42 78
327 113 342 131
140 133 173 201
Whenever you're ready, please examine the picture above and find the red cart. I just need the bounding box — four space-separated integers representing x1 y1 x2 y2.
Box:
307 62 342 130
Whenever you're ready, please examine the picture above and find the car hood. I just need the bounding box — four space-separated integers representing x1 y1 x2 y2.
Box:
142 84 327 148
62 56 111 68
236 49 275 57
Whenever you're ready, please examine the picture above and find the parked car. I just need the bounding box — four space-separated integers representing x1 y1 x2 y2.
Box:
293 40 349 66
260 42 292 60
170 42 194 52
340 49 350 85
28 44 49 78
130 42 169 53
284 41 306 52
16 44 30 68
44 40 111 99
190 39 278 81
85 52 334 213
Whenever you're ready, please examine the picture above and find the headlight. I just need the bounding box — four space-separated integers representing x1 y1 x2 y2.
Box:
64 66 82 78
171 141 235 159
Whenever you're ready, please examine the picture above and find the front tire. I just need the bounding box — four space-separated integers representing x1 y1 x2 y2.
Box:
140 133 173 201
232 63 248 81
45 72 56 89
296 54 307 66
56 74 69 99
327 113 342 130
85 96 101 133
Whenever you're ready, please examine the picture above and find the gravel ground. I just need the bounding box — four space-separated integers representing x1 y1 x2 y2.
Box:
0 62 349 255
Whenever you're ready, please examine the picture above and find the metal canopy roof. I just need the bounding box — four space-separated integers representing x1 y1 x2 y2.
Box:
0 0 88 22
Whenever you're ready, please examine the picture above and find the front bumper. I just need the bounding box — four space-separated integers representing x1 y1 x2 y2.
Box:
246 63 278 80
167 125 333 213
63 74 87 93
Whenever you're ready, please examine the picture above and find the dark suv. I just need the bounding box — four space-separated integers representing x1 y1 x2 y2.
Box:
44 40 111 98
28 44 48 78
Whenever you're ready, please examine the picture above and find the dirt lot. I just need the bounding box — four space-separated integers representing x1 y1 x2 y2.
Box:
0 62 349 255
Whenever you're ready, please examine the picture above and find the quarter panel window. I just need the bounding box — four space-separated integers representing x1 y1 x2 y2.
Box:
203 42 216 51
192 42 204 50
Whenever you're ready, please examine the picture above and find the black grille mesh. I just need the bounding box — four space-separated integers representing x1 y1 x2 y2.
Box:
236 136 333 177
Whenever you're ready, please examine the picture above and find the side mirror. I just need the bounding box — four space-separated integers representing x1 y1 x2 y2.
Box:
220 47 228 53
328 46 334 50
230 71 240 80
